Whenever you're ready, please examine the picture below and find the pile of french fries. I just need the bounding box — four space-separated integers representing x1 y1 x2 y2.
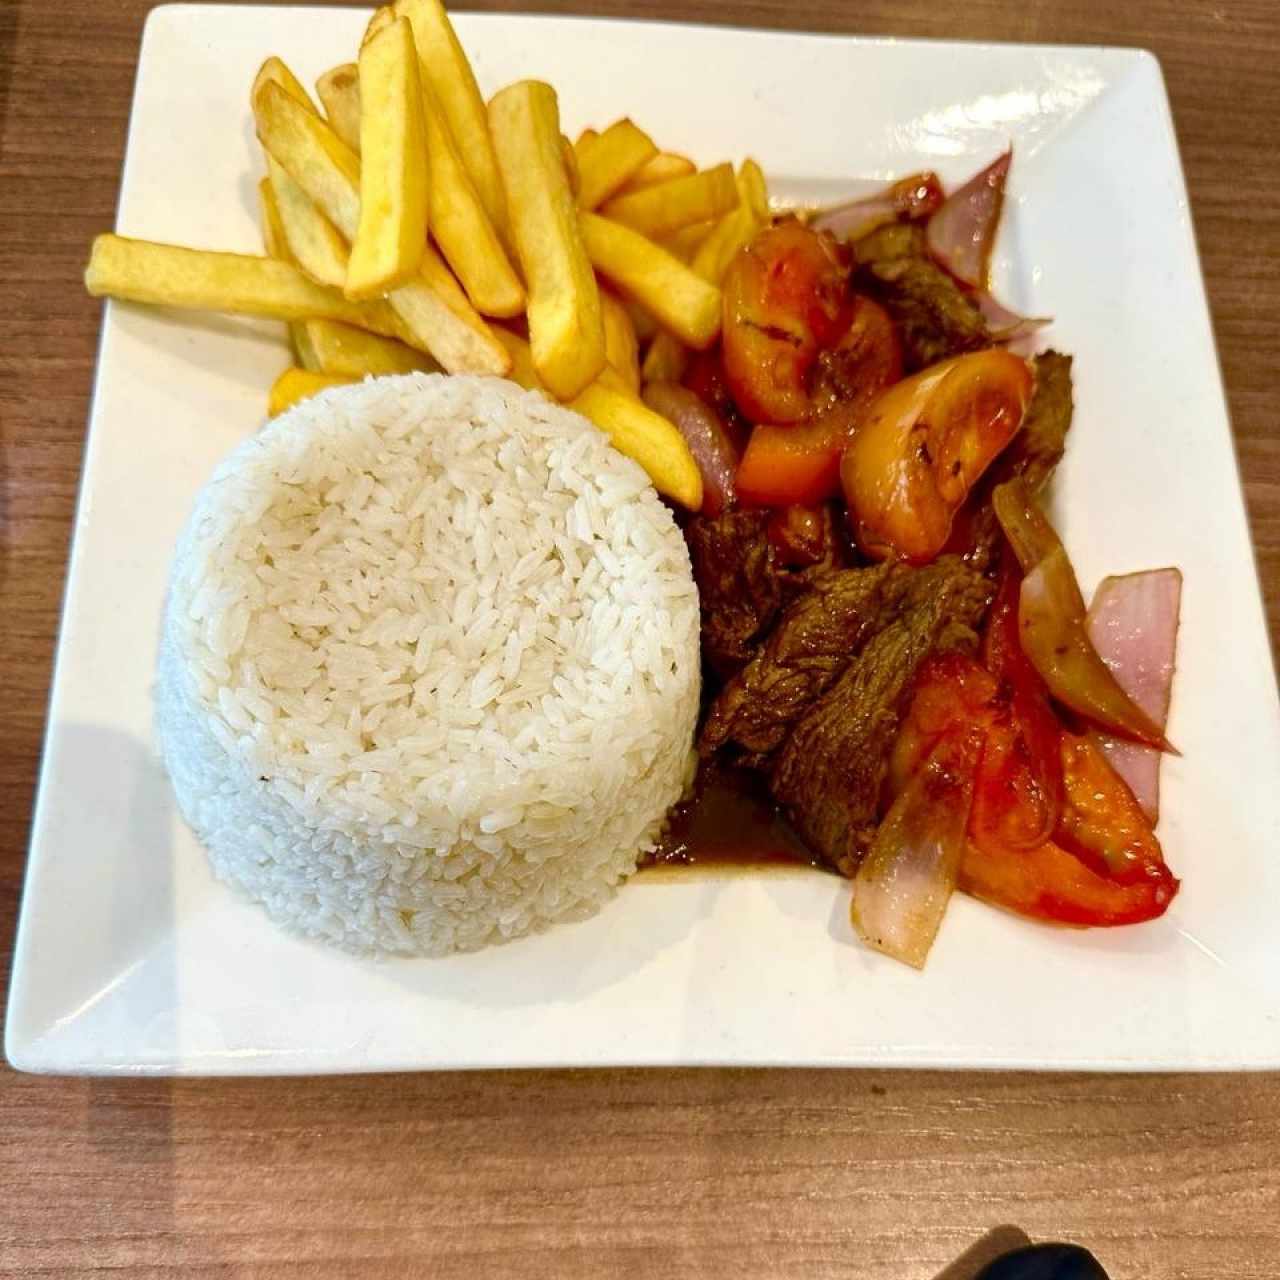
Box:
83 0 773 510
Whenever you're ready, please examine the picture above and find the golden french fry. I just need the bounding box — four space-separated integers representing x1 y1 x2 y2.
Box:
346 17 429 299
560 134 580 199
258 179 314 367
421 81 525 317
255 80 362 239
737 156 770 222
266 154 349 289
300 318 437 377
389 243 511 375
256 80 508 373
575 118 657 211
491 329 700 508
292 320 321 371
363 5 395 47
257 176 292 263
572 381 702 508
489 80 605 399
252 56 316 114
662 220 715 262
315 64 362 152
269 367 356 416
84 234 398 328
578 213 721 350
394 0 508 239
641 331 687 385
690 162 770 286
615 151 696 196
600 162 737 238
599 289 640 393
573 127 598 160
622 295 659 344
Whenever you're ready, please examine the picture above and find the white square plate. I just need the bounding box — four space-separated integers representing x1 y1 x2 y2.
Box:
8 5 1280 1075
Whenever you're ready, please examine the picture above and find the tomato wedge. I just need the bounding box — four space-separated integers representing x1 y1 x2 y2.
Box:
721 220 852 425
959 837 1177 927
970 558 1064 851
842 349 1033 563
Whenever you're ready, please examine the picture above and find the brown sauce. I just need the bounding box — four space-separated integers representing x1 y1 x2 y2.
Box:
642 761 828 874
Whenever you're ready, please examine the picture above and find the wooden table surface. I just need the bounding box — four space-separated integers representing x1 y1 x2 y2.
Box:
3 1 1278 1276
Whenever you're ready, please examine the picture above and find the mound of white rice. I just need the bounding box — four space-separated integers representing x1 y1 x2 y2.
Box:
156 374 700 956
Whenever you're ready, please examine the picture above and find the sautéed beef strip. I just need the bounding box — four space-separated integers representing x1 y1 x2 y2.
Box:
686 506 845 679
699 562 895 761
852 224 990 371
769 557 992 877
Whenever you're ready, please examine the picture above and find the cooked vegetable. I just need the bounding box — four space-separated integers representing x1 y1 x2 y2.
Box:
615 150 696 195
926 150 1010 289
642 382 738 516
842 350 1033 563
574 118 658 210
1086 569 1183 821
972 559 1064 851
346 16 429 299
579 212 722 349
295 318 437 377
721 221 851 424
811 171 944 242
1056 733 1174 888
852 724 982 968
265 154 350 289
736 406 861 509
252 56 317 114
599 289 641 392
489 80 605 398
601 163 738 238
992 479 1173 750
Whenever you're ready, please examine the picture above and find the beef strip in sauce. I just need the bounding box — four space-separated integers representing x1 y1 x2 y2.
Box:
768 556 992 877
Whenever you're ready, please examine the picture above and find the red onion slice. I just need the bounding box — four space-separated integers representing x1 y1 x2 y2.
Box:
926 150 1011 289
812 172 945 243
973 290 1052 342
641 382 739 517
851 728 981 969
1086 569 1183 822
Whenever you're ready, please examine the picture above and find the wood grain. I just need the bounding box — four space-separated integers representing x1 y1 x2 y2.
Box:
1 2 1277 1277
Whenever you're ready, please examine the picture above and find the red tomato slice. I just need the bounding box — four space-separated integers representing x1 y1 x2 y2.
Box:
721 221 852 425
841 349 1033 563
959 837 1178 927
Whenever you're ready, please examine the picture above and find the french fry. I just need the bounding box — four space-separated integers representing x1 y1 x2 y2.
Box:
492 329 701 508
690 160 770 285
662 220 715 262
363 5 395 47
266 154 349 289
623 296 659 343
641 331 687 385
346 17 429 299
252 56 316 114
269 367 356 416
84 235 400 329
257 178 316 367
489 80 605 399
572 381 702 508
573 127 598 160
600 162 737 239
737 156 770 222
560 134 580 199
316 64 362 152
390 244 512 375
299 318 437 377
578 213 721 349
421 81 525 317
599 289 640 394
255 80 362 239
615 151 696 196
575 118 657 211
394 0 509 239
255 79 507 374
